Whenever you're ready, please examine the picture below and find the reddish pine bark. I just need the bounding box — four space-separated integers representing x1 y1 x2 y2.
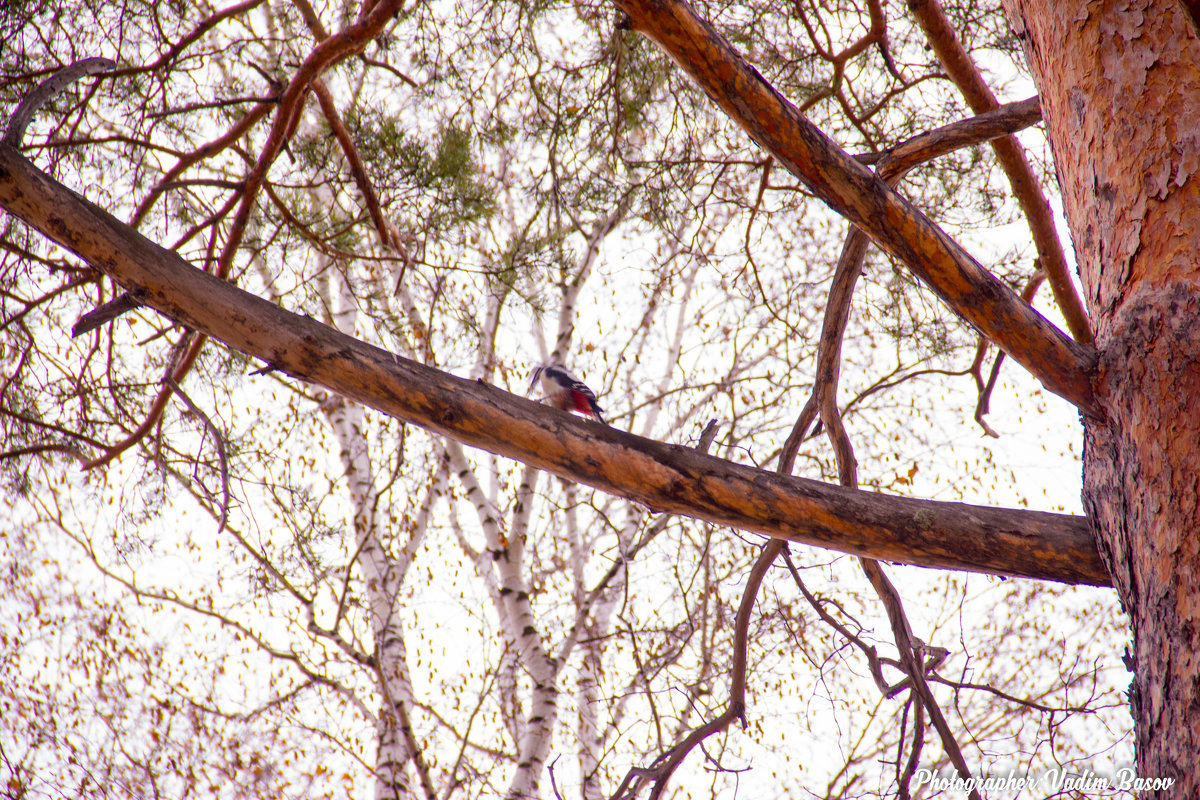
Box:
1003 1 1200 793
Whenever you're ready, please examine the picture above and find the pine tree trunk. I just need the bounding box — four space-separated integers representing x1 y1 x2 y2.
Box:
1003 1 1200 793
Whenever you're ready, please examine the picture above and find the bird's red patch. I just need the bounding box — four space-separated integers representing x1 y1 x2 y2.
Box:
570 391 594 415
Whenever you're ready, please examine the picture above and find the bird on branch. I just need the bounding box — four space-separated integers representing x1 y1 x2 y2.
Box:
529 364 606 424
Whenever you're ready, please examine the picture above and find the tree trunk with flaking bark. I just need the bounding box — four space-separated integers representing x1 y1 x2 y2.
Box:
1002 1 1200 793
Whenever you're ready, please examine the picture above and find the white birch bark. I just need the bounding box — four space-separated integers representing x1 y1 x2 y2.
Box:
321 267 424 800
446 439 560 799
574 501 607 800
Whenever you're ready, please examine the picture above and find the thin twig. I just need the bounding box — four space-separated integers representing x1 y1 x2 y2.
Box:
311 77 415 285
786 91 1006 796
608 418 764 800
973 269 1046 437
82 331 203 470
0 443 88 463
781 549 891 694
782 96 1047 455
897 698 926 800
858 558 981 800
610 540 781 800
163 376 230 536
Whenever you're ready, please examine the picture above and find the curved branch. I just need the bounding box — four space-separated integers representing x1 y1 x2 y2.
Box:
164 376 230 535
805 105 983 791
973 270 1047 436
0 143 1110 586
131 100 274 226
34 5 405 468
139 0 266 74
784 97 1046 465
4 57 117 147
311 78 415 277
858 558 981 800
610 538 780 800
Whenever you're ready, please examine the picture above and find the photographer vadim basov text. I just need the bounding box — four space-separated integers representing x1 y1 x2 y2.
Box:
913 766 1175 795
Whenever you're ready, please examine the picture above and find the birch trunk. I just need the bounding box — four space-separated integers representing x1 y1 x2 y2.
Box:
446 442 561 799
322 269 422 800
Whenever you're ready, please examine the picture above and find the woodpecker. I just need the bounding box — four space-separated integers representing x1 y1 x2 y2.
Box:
529 364 606 423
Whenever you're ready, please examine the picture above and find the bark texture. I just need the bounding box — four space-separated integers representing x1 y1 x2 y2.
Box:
1003 0 1200 792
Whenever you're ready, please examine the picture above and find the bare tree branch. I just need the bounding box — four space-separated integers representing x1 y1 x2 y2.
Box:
972 269 1047 436
610 538 779 800
163 376 231 535
0 143 1109 586
785 97 1046 466
213 0 407 281
4 57 116 147
858 558 981 800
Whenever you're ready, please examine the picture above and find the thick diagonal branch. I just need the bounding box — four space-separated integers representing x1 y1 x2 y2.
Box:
0 143 1108 586
615 0 1097 414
